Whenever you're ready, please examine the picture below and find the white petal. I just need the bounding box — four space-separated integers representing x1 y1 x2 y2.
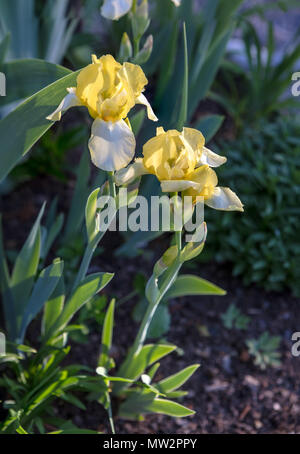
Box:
101 0 132 20
46 88 80 122
161 179 201 193
197 147 227 168
136 93 158 122
205 187 244 211
171 0 181 6
115 158 148 186
89 119 136 171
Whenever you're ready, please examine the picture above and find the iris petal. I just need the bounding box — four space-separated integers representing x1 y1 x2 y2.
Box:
88 119 136 171
46 88 80 122
205 187 244 211
101 0 133 20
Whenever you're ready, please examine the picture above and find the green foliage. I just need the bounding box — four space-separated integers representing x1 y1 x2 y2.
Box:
246 332 281 370
146 0 243 128
211 19 300 130
0 68 79 182
10 125 88 184
0 345 100 434
221 304 250 330
96 300 199 421
0 0 76 63
204 117 300 296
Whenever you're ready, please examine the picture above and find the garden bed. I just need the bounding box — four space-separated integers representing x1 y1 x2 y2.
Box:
59 250 300 434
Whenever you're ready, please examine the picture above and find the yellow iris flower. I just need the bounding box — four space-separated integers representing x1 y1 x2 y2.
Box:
115 127 243 212
46 54 157 171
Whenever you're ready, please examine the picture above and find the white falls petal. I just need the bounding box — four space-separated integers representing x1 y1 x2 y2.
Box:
171 0 181 6
205 187 244 211
161 179 201 193
101 0 133 20
136 93 158 122
115 158 148 186
197 147 227 168
89 119 136 171
46 88 80 122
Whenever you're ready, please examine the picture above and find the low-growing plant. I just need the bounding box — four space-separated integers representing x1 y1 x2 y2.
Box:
221 303 250 330
210 16 300 130
246 332 281 370
203 117 300 296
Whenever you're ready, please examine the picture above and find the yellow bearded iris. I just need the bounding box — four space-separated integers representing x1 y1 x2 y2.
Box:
76 54 148 122
46 54 157 171
115 127 243 212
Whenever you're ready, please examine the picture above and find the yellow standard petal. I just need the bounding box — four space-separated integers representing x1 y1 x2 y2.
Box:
142 128 196 181
183 165 218 200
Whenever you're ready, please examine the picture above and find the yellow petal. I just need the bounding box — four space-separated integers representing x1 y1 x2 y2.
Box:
182 127 205 155
99 88 132 122
118 62 148 98
76 61 104 118
183 165 218 199
99 55 122 99
161 179 201 193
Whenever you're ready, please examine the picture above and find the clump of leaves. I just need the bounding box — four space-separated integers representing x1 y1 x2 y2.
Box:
11 125 87 183
203 117 300 296
211 18 300 130
221 304 250 330
246 332 281 370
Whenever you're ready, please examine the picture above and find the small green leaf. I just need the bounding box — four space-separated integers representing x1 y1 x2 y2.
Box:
98 299 115 370
177 22 188 130
166 274 226 299
11 203 45 322
156 364 200 393
42 275 65 340
18 258 64 342
53 273 114 335
85 188 100 243
119 344 176 381
146 398 195 417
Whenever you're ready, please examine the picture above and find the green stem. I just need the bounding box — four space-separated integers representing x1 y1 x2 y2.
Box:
174 192 182 253
107 397 115 434
132 0 137 13
71 172 117 293
116 259 182 388
133 38 140 58
107 171 116 198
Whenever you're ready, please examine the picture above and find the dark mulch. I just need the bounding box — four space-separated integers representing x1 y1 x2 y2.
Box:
53 232 300 435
